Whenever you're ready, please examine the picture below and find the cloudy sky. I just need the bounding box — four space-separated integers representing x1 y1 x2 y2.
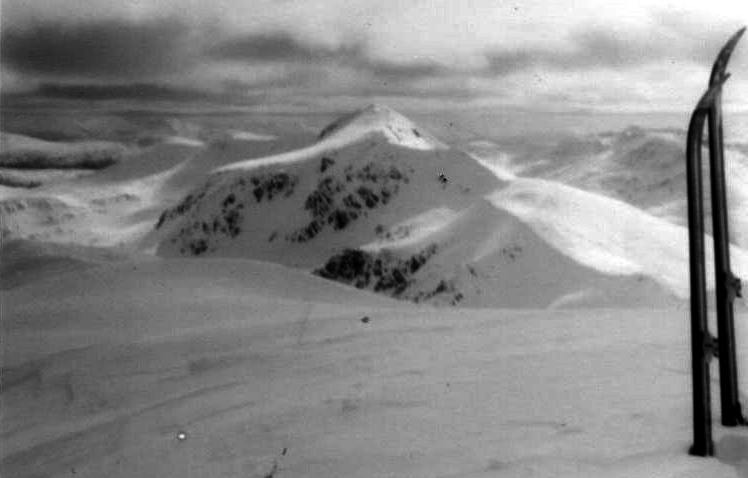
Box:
2 0 748 112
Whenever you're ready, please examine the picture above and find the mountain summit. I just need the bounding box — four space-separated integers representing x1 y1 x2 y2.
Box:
317 104 446 151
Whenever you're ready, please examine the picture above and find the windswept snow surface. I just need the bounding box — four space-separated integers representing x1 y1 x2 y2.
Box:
1 160 191 247
2 259 747 478
487 177 748 299
361 207 461 251
227 129 277 142
468 151 518 181
163 136 206 147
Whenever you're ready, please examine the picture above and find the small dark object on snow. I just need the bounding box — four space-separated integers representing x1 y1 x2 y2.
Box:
438 173 448 184
361 316 370 324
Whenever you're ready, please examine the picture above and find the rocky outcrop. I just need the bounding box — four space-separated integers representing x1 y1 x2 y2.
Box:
157 171 299 255
314 244 438 297
287 161 411 243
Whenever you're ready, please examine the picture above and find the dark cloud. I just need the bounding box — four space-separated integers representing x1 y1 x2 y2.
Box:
219 68 328 95
352 83 479 100
35 83 221 101
365 59 448 81
1 16 459 101
208 32 447 81
485 27 674 76
206 32 358 62
0 18 194 79
484 50 537 75
21 83 231 102
569 28 671 68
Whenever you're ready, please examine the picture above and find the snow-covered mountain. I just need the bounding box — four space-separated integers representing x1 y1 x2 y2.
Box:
154 105 500 267
153 105 737 308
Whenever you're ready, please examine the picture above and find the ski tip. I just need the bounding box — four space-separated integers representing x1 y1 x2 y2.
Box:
710 27 746 85
697 74 731 111
727 26 747 53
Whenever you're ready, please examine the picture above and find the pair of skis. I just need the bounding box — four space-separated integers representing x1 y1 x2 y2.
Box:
686 26 747 457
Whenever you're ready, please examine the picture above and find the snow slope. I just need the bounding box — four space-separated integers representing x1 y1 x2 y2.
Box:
488 177 748 299
0 162 185 247
329 199 679 308
2 257 746 478
0 136 208 246
0 239 130 290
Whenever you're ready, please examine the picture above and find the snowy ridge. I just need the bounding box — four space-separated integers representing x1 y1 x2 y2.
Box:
227 129 277 142
214 104 446 174
163 136 206 147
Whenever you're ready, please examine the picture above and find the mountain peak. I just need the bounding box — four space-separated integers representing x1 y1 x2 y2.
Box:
318 104 447 151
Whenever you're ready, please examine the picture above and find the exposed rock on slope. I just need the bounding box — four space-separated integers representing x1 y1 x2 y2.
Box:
314 244 440 298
